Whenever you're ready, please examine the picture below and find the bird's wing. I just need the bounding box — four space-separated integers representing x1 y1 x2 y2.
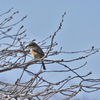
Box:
32 48 44 57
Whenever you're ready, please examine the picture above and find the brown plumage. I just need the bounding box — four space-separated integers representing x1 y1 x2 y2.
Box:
27 42 46 70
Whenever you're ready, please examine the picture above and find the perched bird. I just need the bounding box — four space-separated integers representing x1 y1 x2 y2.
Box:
27 42 46 70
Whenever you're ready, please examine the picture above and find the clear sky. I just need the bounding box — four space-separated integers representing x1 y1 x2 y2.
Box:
0 1 100 100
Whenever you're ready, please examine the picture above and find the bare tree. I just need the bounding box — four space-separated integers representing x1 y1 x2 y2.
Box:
0 8 100 100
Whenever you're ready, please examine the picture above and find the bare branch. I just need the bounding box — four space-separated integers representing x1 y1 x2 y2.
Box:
0 9 100 100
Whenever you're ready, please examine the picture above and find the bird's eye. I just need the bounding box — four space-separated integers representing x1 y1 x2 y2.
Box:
29 44 35 47
32 44 35 47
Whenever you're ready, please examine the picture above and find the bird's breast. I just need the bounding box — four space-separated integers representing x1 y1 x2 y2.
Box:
30 48 40 59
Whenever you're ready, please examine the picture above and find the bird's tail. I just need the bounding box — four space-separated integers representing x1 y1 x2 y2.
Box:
42 61 46 70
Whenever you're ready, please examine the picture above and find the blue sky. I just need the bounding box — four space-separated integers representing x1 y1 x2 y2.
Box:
0 1 100 100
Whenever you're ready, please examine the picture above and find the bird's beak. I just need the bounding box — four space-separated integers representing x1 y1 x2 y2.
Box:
26 45 29 48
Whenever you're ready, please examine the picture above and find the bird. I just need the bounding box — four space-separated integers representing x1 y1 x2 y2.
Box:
27 42 46 70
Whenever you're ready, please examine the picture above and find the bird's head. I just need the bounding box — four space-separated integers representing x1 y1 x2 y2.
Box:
27 42 37 48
